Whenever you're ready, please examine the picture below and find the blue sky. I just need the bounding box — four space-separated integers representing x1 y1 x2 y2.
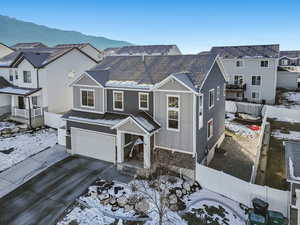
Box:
1 0 299 53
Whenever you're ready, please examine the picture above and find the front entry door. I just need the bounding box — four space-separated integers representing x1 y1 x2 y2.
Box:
18 96 25 109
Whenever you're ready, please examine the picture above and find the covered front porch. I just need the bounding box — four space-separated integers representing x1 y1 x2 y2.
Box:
112 112 160 171
0 86 44 127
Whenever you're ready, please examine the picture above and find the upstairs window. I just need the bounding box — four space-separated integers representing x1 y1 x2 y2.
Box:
207 119 213 140
23 71 32 83
209 89 215 109
217 86 220 101
113 91 124 111
81 89 95 108
260 60 269 67
167 95 180 131
15 70 18 80
139 93 149 110
234 75 243 85
9 69 13 82
252 76 261 86
236 60 243 67
199 94 203 129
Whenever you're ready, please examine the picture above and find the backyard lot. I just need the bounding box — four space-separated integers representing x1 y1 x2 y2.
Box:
276 90 300 110
0 122 57 172
209 113 260 181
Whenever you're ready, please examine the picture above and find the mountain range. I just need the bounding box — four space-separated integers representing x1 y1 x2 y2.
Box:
0 15 132 50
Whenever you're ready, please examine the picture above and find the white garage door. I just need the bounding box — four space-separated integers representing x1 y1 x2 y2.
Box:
71 128 116 163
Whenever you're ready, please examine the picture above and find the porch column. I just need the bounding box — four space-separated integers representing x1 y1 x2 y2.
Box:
117 131 124 164
143 134 151 169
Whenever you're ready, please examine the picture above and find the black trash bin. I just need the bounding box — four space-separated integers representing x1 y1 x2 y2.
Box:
252 198 269 217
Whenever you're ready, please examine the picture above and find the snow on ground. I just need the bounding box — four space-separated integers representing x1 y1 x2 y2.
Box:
0 122 16 131
58 177 246 225
0 128 57 172
276 92 300 110
272 130 300 141
225 113 260 138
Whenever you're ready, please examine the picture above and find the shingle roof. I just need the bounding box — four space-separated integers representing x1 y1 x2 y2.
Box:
285 141 300 182
0 77 11 89
87 54 217 88
54 43 89 49
11 42 48 50
210 44 280 59
104 45 180 55
130 111 160 133
280 51 300 58
0 47 80 68
62 110 128 126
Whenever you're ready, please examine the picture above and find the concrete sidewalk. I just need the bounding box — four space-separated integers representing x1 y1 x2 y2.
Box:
0 144 69 198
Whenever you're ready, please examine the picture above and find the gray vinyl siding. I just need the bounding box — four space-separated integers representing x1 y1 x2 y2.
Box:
277 71 300 90
107 89 153 116
154 90 194 153
76 74 99 86
66 120 116 150
118 121 147 135
158 79 189 91
196 63 226 163
73 86 105 113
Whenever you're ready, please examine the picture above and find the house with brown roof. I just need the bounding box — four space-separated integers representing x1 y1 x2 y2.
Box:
62 54 226 176
0 46 97 127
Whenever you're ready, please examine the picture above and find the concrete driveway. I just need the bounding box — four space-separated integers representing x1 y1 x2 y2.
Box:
0 155 131 225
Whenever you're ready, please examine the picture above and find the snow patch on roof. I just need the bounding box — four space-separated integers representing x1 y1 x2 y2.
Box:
68 116 124 126
105 80 154 89
0 87 35 95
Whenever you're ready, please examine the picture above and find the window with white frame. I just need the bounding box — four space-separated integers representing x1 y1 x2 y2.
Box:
139 93 149 110
217 86 220 100
167 95 180 131
260 60 268 67
199 94 203 129
81 89 95 108
251 91 260 100
207 119 213 140
15 70 18 80
234 75 243 85
32 96 38 107
236 60 243 67
209 89 214 109
113 91 124 111
252 76 261 86
23 71 32 83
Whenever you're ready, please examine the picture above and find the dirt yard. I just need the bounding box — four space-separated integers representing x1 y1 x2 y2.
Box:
209 130 260 181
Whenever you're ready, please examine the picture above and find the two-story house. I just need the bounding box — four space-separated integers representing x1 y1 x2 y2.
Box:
62 54 226 176
0 46 97 127
210 44 280 104
103 45 182 57
277 51 300 90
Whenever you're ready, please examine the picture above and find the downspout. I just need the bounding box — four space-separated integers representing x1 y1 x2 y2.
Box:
36 68 39 88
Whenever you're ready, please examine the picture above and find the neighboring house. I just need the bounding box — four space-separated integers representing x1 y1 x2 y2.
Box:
210 44 280 104
103 45 182 56
0 43 14 58
284 141 300 225
11 42 48 50
62 54 226 176
54 43 103 62
0 46 97 127
0 77 12 116
277 51 300 90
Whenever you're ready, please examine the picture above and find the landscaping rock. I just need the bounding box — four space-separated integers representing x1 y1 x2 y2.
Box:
182 189 187 195
99 193 110 201
124 204 134 213
182 181 191 192
11 127 19 133
168 194 178 205
169 204 178 211
175 189 183 198
109 197 117 205
1 128 11 135
135 199 149 214
117 196 128 207
111 205 119 211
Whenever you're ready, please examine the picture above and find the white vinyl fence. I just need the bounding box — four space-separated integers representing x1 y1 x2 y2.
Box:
226 101 263 116
196 164 289 216
44 111 66 129
262 105 300 123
